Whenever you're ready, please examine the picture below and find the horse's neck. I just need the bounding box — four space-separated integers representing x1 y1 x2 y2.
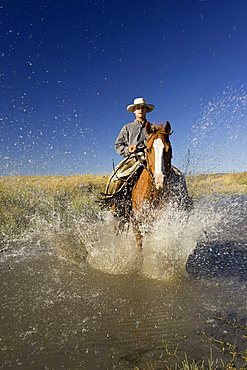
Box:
133 168 154 197
138 166 152 182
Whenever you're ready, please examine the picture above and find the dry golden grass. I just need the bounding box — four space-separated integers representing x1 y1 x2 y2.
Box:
187 172 247 198
0 174 108 193
0 174 108 238
1 172 246 199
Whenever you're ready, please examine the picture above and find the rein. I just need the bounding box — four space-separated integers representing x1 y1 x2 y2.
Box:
142 149 155 181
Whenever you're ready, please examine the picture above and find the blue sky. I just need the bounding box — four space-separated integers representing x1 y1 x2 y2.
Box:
1 0 246 175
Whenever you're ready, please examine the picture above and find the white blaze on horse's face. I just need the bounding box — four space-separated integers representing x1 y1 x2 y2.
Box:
153 138 165 189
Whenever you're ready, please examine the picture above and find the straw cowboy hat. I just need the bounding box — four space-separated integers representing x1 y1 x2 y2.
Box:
127 97 154 113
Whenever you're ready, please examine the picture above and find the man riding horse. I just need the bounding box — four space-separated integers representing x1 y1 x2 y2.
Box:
115 97 154 158
105 98 154 197
104 97 192 219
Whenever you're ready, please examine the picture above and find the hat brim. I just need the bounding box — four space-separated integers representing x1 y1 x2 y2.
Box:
127 103 154 113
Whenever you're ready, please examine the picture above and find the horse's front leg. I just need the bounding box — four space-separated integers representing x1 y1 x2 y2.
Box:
132 218 143 252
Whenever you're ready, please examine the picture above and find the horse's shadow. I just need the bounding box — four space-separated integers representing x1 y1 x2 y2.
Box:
186 240 247 280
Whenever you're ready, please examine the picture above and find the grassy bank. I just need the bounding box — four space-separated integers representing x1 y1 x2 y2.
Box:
0 172 246 242
0 174 108 242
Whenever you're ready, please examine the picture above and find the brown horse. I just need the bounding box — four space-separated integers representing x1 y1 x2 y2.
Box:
131 121 173 251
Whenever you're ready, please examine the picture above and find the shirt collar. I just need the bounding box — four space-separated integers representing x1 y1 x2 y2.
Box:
135 119 147 126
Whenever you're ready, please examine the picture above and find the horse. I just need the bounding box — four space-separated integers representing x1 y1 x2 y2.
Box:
131 121 173 251
102 120 191 251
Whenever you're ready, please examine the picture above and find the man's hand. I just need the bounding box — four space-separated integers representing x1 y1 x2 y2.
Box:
128 144 137 153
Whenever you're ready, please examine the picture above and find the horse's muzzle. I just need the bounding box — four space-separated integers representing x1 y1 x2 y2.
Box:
154 173 164 190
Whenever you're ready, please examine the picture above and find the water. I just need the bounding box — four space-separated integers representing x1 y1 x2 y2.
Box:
187 86 247 173
1 254 246 369
1 196 247 369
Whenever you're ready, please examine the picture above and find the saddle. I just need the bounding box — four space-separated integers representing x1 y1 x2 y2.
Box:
104 153 145 197
101 153 145 219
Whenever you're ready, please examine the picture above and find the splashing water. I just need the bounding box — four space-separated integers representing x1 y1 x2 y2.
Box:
188 86 247 173
81 193 246 280
0 109 99 176
2 188 245 281
1 190 246 279
85 212 139 274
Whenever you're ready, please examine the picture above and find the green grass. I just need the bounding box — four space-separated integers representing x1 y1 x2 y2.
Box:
133 340 247 370
133 350 244 370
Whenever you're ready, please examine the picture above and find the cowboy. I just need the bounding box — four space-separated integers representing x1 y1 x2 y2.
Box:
105 97 192 211
105 98 154 199
115 97 154 157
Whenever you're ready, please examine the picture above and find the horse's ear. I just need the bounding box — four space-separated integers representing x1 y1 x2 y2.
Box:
164 121 172 135
145 121 153 135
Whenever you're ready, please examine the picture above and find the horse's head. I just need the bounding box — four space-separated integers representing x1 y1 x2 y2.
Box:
145 121 173 190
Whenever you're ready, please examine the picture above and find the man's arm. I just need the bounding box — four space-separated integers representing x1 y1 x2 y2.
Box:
115 125 130 157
